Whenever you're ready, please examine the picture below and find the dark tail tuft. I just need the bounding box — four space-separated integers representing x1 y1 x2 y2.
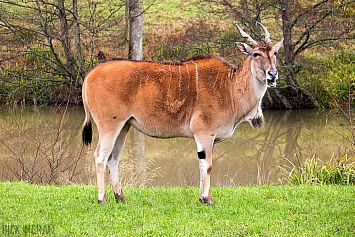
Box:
82 120 92 146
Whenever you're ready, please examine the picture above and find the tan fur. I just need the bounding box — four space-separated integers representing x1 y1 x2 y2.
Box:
82 24 283 204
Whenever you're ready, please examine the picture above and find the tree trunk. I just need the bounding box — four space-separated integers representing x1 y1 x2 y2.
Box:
58 0 76 80
127 0 143 60
126 0 146 185
269 0 314 109
280 0 297 88
72 0 86 81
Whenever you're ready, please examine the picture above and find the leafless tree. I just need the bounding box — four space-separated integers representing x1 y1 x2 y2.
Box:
0 104 87 184
202 0 355 108
273 0 355 108
0 0 125 103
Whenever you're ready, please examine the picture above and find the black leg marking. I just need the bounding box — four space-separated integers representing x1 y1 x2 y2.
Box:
198 151 206 159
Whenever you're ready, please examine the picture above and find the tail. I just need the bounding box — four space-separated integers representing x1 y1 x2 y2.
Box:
82 119 92 146
82 78 93 146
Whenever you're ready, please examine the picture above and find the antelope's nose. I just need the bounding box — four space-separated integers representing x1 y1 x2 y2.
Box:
268 70 278 79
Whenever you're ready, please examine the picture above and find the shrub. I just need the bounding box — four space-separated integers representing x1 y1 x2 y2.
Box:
281 155 355 185
0 104 87 184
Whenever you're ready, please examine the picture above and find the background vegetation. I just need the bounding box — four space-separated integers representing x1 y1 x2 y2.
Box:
0 0 354 108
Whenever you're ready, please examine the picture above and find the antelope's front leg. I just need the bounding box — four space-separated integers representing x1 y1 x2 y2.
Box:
199 154 213 204
195 135 214 205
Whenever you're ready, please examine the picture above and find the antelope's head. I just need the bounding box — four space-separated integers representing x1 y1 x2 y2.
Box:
236 22 283 87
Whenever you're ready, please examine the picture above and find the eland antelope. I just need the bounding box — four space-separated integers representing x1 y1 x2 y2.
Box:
82 22 283 204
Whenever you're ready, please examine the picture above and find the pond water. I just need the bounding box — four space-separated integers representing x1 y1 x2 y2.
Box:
0 106 351 187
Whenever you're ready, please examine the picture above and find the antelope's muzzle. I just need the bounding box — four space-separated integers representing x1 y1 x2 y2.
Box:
267 70 278 87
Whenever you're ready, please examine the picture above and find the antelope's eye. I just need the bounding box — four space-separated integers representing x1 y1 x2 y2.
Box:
274 51 278 56
253 53 261 57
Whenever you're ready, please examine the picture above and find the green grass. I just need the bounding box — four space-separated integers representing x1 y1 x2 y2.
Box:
0 182 354 236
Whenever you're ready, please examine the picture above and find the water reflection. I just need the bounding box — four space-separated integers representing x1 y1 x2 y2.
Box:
0 106 349 186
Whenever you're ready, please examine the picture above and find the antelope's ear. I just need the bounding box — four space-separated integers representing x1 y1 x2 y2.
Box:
274 38 284 53
236 42 253 56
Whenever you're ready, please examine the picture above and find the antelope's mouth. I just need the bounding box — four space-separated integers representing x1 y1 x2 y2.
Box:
267 79 277 87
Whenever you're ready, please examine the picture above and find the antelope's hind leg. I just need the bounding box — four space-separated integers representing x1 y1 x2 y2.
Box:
107 123 131 203
94 138 112 203
95 122 128 203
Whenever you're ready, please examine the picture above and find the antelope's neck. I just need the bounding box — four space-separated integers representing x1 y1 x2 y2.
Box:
232 58 267 120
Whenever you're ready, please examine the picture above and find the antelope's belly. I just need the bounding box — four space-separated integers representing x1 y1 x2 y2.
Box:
128 116 192 139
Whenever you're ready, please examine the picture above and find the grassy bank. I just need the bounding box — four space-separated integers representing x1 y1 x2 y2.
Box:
1 182 354 236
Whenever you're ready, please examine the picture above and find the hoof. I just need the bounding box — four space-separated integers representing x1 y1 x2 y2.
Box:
199 197 214 205
98 199 108 204
98 194 107 204
114 193 126 203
